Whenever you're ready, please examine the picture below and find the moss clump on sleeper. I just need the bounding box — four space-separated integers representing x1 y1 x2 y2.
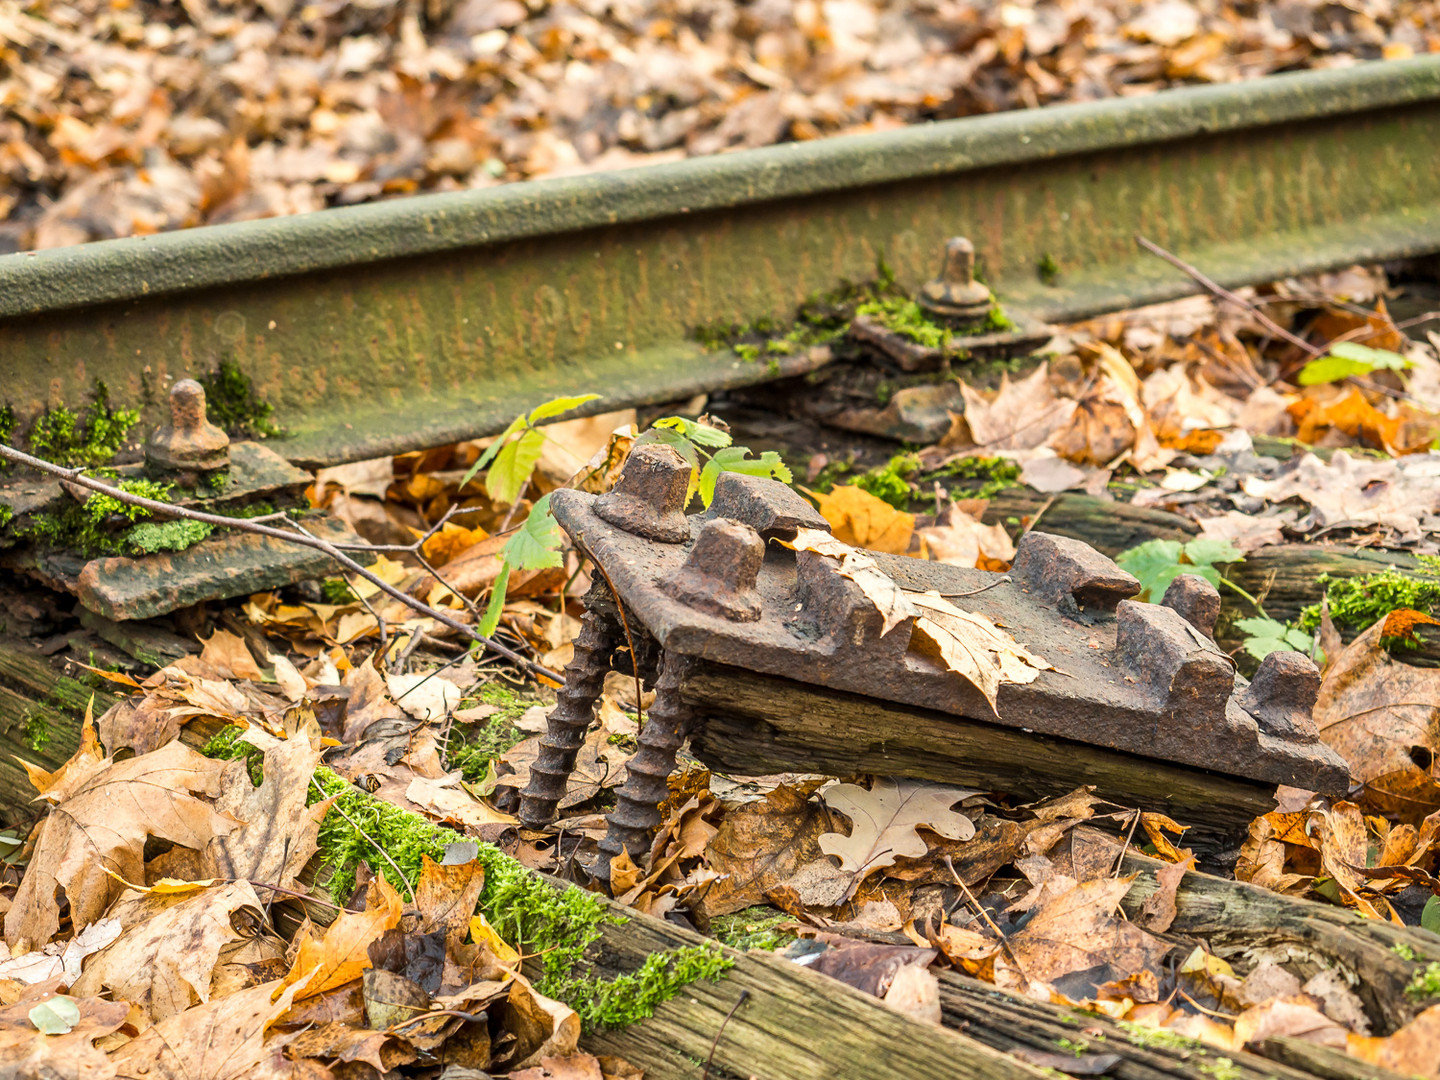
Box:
200 359 282 438
1298 568 1440 636
931 455 1022 499
124 519 215 554
23 478 176 556
303 766 734 1027
1406 960 1440 1000
855 452 922 510
201 724 265 786
550 942 734 1031
25 382 140 468
21 710 52 754
1114 1020 1202 1051
1037 253 1061 286
710 906 796 952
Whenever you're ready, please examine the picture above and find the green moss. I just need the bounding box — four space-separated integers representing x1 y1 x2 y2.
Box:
1057 1037 1095 1057
547 943 734 1030
23 478 175 556
21 710 52 754
200 359 281 438
201 724 265 786
856 296 948 349
711 906 795 952
1298 568 1440 635
0 505 12 530
1393 942 1419 962
448 716 524 783
855 452 922 510
1406 960 1440 1000
1199 1059 1241 1080
123 519 215 555
928 455 1021 498
25 382 140 468
321 578 359 605
1114 1020 1202 1051
1038 253 1061 286
0 404 15 475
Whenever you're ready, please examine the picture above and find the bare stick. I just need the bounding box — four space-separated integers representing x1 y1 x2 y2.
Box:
0 443 561 684
702 989 751 1080
1135 236 1323 358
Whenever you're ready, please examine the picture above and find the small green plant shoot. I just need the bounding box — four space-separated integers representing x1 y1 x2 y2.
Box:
1230 617 1315 661
1115 538 1245 601
1297 341 1411 386
472 400 792 641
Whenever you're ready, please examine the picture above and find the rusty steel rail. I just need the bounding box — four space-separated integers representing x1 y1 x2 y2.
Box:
4 57 1440 466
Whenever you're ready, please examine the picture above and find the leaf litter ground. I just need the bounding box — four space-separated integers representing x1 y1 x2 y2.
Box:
8 262 1440 1075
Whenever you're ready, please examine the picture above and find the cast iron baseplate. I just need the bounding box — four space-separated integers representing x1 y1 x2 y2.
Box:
547 445 1350 796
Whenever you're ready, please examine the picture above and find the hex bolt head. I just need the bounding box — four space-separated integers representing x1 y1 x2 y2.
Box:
594 443 692 543
145 379 230 474
918 237 994 323
664 518 765 621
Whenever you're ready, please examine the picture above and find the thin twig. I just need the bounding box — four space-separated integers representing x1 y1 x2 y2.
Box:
309 774 416 904
243 880 346 912
583 539 645 730
346 573 391 672
702 989 751 1080
1135 236 1323 358
1111 808 1143 877
0 443 560 683
1022 496 1056 537
386 1008 488 1032
944 856 1030 981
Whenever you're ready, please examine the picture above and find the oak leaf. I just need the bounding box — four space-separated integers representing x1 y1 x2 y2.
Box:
5 741 239 950
818 778 977 886
948 364 1077 452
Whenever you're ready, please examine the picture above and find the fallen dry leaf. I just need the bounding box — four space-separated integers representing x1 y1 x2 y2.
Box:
282 876 405 1001
6 741 239 950
804 484 915 554
1313 619 1440 819
1347 1002 1440 1077
951 364 1077 452
71 882 264 1022
109 977 308 1080
908 590 1053 711
700 784 834 918
819 777 977 888
917 504 1015 570
0 980 129 1080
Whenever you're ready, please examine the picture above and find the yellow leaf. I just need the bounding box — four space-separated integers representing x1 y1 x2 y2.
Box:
802 485 914 554
908 591 1052 711
469 913 521 967
101 867 216 895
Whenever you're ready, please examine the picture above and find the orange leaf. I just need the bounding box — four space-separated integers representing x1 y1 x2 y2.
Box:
1379 608 1440 644
802 485 914 554
281 875 404 1000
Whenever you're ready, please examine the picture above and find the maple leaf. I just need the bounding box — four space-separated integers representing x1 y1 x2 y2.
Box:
0 980 129 1080
948 364 1077 452
70 882 265 1022
282 876 405 1001
907 590 1053 710
997 876 1172 997
109 978 309 1080
203 730 324 891
5 741 239 950
818 778 978 887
